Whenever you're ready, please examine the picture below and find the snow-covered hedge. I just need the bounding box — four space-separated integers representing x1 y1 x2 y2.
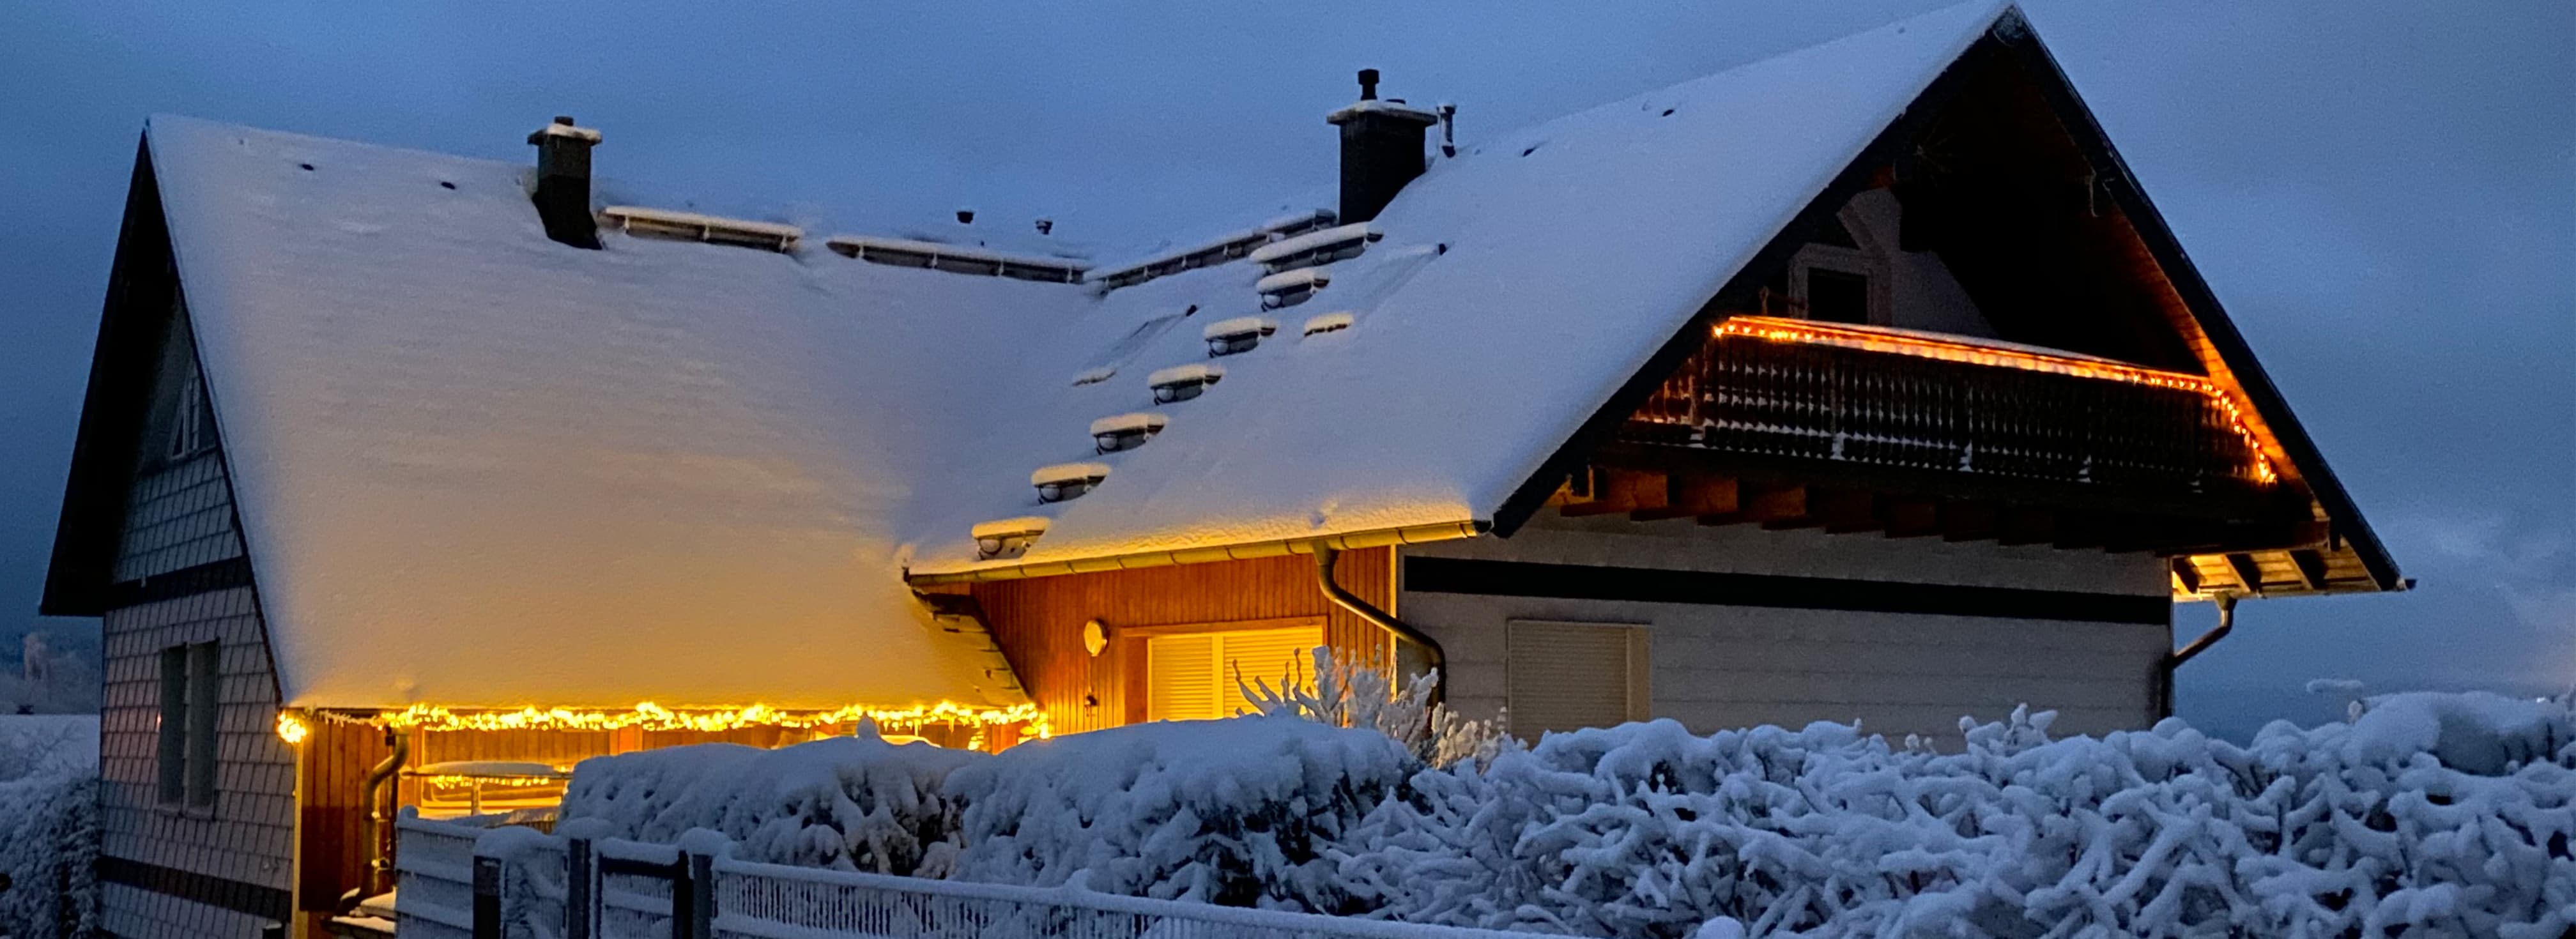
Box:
1337 694 2576 938
561 691 2576 937
0 758 96 939
946 716 1413 911
558 733 976 873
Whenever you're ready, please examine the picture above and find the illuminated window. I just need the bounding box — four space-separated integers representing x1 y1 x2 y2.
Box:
1144 625 1324 721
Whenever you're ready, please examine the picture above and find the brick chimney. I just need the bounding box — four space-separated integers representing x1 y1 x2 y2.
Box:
1327 69 1439 224
527 116 602 249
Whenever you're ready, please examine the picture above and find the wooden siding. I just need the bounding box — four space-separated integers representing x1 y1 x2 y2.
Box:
970 549 1396 735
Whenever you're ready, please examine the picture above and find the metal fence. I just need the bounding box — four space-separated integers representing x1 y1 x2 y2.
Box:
397 820 1535 939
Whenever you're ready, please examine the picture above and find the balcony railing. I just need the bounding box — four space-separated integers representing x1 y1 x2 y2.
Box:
1629 317 2272 496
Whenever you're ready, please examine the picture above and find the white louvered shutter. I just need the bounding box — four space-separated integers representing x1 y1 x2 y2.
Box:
1147 634 1217 721
1218 628 1324 717
1147 626 1324 721
1506 621 1644 740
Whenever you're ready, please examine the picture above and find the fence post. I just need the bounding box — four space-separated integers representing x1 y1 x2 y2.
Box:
686 851 716 939
471 855 503 939
567 836 596 939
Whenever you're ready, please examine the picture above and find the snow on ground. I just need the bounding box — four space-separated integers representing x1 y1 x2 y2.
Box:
560 689 2576 937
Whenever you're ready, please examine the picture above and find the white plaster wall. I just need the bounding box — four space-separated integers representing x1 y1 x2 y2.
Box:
1402 515 2171 742
1843 188 1997 338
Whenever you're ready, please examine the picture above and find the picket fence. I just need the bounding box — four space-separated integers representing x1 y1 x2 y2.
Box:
392 813 1528 939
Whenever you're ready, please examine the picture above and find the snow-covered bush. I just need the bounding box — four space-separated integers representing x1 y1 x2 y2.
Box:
945 715 1413 912
1331 695 2576 938
559 724 976 874
1242 648 1519 770
0 728 96 939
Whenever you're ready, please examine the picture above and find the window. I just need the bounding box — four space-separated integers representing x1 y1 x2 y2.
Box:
157 641 220 807
1805 268 1872 324
167 372 210 459
1505 621 1649 740
1145 625 1326 721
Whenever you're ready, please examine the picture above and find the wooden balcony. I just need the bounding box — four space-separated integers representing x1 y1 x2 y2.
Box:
1572 317 2313 555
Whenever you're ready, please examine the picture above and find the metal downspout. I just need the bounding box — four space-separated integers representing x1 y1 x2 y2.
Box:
1313 542 1446 705
356 726 408 901
2159 594 2238 719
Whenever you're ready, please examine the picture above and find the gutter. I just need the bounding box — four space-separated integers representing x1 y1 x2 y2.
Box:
2157 593 2237 719
1314 542 1447 706
907 520 1485 586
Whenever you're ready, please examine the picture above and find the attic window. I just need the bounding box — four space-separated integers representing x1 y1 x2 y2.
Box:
1255 268 1329 309
825 235 1087 283
1248 222 1381 273
971 516 1050 560
1202 316 1277 356
1031 462 1110 503
1301 311 1355 337
1148 363 1223 404
601 206 802 253
1091 412 1169 453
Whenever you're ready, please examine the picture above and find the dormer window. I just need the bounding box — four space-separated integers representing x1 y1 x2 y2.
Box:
1201 316 1277 356
1248 222 1380 273
599 206 801 253
1255 268 1328 309
1148 364 1223 404
1090 413 1169 453
1031 462 1110 503
971 516 1050 560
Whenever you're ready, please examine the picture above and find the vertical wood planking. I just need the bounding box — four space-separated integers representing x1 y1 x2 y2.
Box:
972 549 1395 735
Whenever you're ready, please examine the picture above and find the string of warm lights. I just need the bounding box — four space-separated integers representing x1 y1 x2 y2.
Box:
1713 316 2278 485
288 700 1049 745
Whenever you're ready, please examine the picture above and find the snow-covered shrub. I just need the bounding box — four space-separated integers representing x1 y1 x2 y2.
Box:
945 715 1413 912
559 724 977 874
1242 648 1519 770
1332 696 2576 938
0 744 96 939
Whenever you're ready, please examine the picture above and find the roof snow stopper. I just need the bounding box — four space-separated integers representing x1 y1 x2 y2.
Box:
1301 310 1356 337
971 516 1051 560
1202 316 1278 356
1031 462 1110 503
1147 363 1224 404
1090 413 1169 453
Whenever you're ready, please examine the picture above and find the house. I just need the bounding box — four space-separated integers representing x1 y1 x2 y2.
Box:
37 3 2402 936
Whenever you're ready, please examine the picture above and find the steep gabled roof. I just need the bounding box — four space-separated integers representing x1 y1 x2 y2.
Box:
42 1 2398 709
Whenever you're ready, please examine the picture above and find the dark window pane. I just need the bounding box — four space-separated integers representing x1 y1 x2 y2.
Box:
157 646 187 804
186 641 220 807
1808 268 1870 324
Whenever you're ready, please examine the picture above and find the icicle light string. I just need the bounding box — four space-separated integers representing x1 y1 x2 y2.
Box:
297 700 1049 739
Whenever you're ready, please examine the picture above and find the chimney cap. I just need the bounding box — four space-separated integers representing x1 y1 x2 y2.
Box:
1357 68 1379 100
530 116 601 145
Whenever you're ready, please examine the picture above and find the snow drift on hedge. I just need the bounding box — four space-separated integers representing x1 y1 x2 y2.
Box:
945 715 1414 911
1335 694 2576 938
558 691 2576 937
558 727 976 873
0 721 96 939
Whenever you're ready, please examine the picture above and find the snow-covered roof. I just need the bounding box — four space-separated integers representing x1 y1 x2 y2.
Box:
83 0 2392 706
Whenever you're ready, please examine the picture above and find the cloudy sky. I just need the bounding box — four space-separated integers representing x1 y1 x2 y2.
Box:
1 1 2566 736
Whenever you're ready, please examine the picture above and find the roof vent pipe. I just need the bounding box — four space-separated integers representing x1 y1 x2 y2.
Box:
1328 69 1439 224
527 116 601 249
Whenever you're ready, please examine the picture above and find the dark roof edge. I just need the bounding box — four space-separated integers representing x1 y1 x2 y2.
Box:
1998 11 2404 590
38 136 163 617
1491 17 2004 538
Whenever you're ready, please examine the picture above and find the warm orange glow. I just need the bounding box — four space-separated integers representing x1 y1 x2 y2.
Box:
275 710 311 745
346 700 1050 742
1714 316 2277 484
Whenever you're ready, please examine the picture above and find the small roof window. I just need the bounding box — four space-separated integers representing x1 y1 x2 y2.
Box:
1147 363 1224 404
600 206 801 252
1201 316 1278 356
1031 462 1111 503
1089 412 1170 453
970 516 1050 560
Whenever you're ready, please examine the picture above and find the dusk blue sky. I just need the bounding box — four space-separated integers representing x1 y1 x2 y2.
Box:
1 1 2567 737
